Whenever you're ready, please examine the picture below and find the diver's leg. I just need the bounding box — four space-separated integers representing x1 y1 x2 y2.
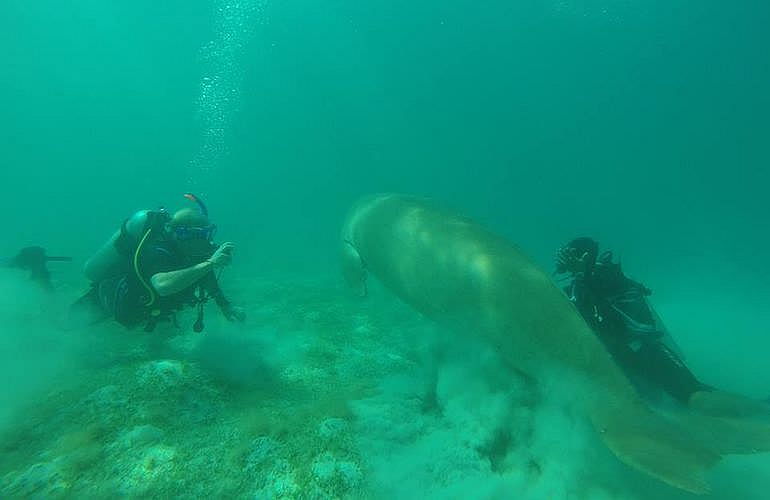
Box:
63 286 109 330
636 342 707 404
69 276 127 327
636 342 770 418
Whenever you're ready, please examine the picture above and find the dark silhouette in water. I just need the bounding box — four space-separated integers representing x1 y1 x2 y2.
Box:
2 246 72 291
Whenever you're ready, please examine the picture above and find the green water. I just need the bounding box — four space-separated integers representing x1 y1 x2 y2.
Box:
1 1 768 498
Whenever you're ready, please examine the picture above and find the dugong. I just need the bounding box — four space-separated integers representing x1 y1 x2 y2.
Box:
341 194 770 494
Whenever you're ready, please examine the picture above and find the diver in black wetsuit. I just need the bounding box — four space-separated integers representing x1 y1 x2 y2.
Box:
3 246 72 291
554 237 770 418
73 194 245 332
554 237 711 404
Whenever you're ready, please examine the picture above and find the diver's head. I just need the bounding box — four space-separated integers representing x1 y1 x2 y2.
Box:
555 236 599 275
167 208 217 259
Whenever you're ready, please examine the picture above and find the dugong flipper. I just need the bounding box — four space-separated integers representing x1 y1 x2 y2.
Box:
341 194 769 494
341 239 367 297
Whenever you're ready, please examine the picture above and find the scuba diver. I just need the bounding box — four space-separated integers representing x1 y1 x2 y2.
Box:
2 246 72 291
555 237 770 418
72 193 245 332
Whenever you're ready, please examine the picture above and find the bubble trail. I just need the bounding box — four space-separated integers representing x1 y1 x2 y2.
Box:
188 0 266 193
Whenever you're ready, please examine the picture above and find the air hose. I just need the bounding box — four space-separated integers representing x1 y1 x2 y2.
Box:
133 228 157 307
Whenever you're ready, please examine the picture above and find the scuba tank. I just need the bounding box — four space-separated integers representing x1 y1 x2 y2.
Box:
83 209 170 283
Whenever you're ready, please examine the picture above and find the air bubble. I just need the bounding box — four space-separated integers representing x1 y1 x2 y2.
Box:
187 0 267 191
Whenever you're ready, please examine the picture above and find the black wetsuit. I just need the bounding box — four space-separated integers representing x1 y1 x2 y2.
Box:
91 240 231 330
564 258 710 403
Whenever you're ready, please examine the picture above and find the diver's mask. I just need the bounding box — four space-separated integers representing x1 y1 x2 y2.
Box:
171 224 217 242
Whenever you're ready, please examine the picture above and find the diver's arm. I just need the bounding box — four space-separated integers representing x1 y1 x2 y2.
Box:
566 270 589 303
151 242 234 297
151 261 214 297
567 272 602 327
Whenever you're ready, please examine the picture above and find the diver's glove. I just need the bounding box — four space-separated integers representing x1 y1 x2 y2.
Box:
555 246 590 275
222 304 246 322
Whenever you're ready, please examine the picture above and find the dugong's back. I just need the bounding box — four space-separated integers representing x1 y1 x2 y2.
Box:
342 194 725 495
345 194 611 373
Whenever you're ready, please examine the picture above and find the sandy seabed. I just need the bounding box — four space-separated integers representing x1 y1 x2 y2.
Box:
0 273 767 499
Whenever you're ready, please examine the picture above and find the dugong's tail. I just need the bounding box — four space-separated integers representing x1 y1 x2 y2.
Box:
683 411 770 455
594 407 720 494
595 400 770 494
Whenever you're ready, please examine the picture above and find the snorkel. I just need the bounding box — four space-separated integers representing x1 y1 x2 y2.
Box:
173 194 217 241
183 193 209 217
